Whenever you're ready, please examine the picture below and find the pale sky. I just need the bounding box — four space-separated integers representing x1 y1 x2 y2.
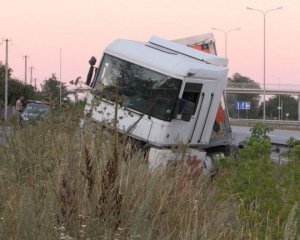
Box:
0 0 299 89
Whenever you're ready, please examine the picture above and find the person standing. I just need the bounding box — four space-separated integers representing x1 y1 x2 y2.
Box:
16 96 25 112
15 96 25 125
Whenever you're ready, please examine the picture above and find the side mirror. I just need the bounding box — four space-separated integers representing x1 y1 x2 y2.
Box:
181 100 195 121
86 56 97 86
173 99 195 122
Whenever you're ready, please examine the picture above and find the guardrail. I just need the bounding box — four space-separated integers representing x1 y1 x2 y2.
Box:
227 83 300 91
230 118 300 130
227 83 261 89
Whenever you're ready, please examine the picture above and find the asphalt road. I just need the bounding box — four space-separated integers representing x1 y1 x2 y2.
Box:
231 126 300 146
231 126 300 164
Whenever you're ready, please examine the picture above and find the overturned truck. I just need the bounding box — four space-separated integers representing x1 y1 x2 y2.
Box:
83 34 233 173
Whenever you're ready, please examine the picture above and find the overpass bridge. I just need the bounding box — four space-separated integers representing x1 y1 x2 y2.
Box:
226 88 300 95
230 118 300 130
226 83 300 121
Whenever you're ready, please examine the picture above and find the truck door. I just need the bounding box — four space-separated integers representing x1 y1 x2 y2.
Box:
178 78 220 145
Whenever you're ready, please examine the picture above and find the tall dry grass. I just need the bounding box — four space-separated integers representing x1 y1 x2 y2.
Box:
0 105 288 239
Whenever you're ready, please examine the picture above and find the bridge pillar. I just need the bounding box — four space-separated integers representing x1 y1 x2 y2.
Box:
298 96 300 121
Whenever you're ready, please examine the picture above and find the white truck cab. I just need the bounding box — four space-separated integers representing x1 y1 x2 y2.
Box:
84 35 231 171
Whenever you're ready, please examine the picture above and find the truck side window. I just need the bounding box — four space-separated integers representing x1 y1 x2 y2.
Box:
180 83 203 115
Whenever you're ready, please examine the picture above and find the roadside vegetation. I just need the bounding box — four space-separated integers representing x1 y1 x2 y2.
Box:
0 63 69 120
0 105 300 239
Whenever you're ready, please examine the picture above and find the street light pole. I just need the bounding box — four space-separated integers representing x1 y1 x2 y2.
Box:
246 6 283 121
211 27 240 102
211 27 241 58
278 78 281 120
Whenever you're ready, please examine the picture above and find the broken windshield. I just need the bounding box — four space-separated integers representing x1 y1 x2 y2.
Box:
94 54 182 121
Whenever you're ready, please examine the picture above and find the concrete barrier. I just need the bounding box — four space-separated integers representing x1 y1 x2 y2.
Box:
230 118 300 130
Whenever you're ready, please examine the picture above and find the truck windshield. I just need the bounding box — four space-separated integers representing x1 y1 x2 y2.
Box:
94 54 182 121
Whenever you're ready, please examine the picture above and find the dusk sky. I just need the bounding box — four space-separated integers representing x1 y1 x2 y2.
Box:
0 0 299 89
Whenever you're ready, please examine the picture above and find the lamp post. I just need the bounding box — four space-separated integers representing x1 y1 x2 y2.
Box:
278 78 281 120
211 27 241 58
246 6 283 121
211 27 240 102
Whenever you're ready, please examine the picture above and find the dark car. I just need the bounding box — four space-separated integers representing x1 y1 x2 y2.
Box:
21 100 50 121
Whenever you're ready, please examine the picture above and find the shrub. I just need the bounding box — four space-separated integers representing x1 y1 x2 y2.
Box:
216 123 300 239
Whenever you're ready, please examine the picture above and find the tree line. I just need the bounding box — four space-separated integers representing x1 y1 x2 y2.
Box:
227 73 298 120
0 63 68 108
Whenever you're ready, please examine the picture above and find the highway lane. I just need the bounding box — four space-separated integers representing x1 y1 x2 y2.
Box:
231 126 300 164
231 126 300 146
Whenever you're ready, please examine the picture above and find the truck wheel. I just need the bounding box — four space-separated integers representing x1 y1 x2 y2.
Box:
230 145 240 160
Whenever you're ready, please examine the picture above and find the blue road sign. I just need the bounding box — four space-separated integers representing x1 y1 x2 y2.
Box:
236 101 251 110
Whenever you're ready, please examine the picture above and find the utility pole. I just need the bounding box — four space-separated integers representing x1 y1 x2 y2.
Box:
298 95 300 121
59 48 62 109
24 55 28 84
278 94 281 120
34 78 37 90
30 66 33 86
4 39 9 121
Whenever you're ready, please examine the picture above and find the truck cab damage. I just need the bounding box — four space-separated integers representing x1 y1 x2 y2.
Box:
83 35 232 172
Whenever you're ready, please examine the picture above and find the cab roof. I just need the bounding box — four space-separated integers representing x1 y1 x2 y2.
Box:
104 36 228 79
